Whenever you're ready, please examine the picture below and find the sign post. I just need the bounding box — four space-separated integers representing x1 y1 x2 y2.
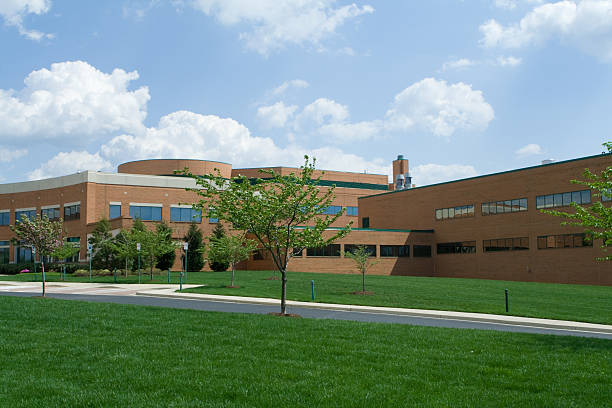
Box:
87 243 93 282
32 247 36 281
137 243 141 284
183 242 188 282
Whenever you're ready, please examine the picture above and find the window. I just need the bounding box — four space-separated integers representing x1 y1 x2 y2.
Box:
0 241 9 264
109 204 121 219
170 207 201 223
344 244 376 257
537 233 592 249
362 217 370 228
437 241 476 255
602 189 611 202
413 245 432 258
0 211 9 226
436 204 474 220
306 244 341 257
346 206 358 216
536 190 591 209
292 247 304 257
64 203 81 221
321 206 342 215
380 245 410 257
15 209 36 223
483 237 529 252
65 237 80 262
482 198 527 215
41 207 60 220
129 205 162 221
14 242 33 263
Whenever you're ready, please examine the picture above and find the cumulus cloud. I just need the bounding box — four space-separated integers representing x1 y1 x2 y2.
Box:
317 121 381 142
494 0 544 10
0 0 53 40
28 150 112 180
271 79 309 96
439 56 521 71
295 98 350 127
0 61 149 143
496 55 523 66
189 0 374 55
480 0 612 62
440 58 477 71
515 143 543 156
385 78 495 137
257 101 298 128
0 147 28 163
411 163 479 186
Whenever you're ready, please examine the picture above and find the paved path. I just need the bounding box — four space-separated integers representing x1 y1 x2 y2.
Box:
1 281 611 339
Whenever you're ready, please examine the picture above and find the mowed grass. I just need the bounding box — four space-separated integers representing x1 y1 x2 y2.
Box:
0 296 610 408
3 269 612 324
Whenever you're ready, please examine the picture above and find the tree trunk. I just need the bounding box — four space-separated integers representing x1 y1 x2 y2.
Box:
231 263 235 287
280 269 287 314
41 258 46 297
150 257 153 280
362 269 365 293
125 258 128 278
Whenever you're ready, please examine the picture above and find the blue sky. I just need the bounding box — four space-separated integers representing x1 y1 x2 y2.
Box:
0 0 611 185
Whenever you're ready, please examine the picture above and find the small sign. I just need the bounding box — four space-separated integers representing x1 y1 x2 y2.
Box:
87 244 93 252
183 242 189 250
136 243 141 251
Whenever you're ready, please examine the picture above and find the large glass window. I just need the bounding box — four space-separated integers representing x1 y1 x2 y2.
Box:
130 205 162 221
0 211 9 226
41 207 60 220
15 209 36 223
483 237 529 252
0 241 9 264
436 204 474 220
64 204 81 221
170 207 201 223
321 206 342 215
344 244 376 257
15 243 33 263
413 245 432 258
482 198 527 216
536 190 591 209
380 245 410 257
306 244 341 257
537 233 592 249
437 241 476 254
109 204 121 219
346 206 358 216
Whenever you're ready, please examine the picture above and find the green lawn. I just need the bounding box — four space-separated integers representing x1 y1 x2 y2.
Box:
0 296 610 407
3 270 612 324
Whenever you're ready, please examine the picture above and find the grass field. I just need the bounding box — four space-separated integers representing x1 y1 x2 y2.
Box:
0 295 610 407
3 270 612 324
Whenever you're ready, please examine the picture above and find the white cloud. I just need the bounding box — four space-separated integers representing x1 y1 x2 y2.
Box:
189 0 374 55
411 163 479 186
0 0 53 40
296 98 350 126
494 0 544 10
515 143 543 156
481 0 612 62
28 151 112 180
0 147 28 163
385 78 495 137
317 120 382 142
271 79 309 96
257 101 298 128
440 58 477 71
0 61 149 143
496 55 523 66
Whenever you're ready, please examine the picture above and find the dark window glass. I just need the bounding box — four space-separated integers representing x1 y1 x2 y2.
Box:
362 217 370 228
436 209 443 220
545 195 554 208
16 210 37 223
344 244 376 257
413 245 432 258
307 244 341 257
0 212 9 225
537 233 592 249
381 245 410 257
64 205 80 221
497 201 505 213
41 208 59 220
109 205 121 219
519 198 528 211
0 247 8 264
130 205 162 221
553 194 563 207
253 250 265 260
322 206 342 215
489 202 497 214
141 206 152 220
511 199 520 212
346 206 358 216
437 241 476 255
581 190 591 204
562 192 572 206
571 191 581 204
536 196 545 209
292 247 303 257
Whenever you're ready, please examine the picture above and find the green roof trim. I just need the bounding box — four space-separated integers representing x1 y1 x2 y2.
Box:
359 152 611 200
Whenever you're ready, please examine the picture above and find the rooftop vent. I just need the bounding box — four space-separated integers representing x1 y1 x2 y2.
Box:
397 154 404 160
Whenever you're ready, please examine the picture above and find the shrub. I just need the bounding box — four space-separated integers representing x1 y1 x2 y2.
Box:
0 263 35 275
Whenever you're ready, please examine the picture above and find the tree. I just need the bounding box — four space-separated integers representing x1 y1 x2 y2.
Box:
209 223 229 272
88 218 115 269
208 234 257 287
155 221 176 271
131 220 179 279
181 155 351 315
11 214 63 296
344 245 378 294
543 142 612 261
111 229 137 277
184 223 205 272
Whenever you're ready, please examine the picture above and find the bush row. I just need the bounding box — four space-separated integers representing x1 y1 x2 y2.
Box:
0 262 88 275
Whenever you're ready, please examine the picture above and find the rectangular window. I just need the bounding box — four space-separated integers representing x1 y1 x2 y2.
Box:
536 190 592 209
436 204 474 221
15 209 37 223
483 237 529 252
306 244 341 257
322 206 342 215
346 206 358 216
41 207 60 220
537 233 592 249
0 241 9 264
109 204 121 219
129 204 162 221
602 189 611 202
344 244 376 257
437 241 476 255
482 198 527 216
380 245 410 257
14 242 33 263
0 211 9 226
170 207 201 223
292 247 303 257
65 237 80 262
413 245 432 258
64 203 81 221
362 217 370 228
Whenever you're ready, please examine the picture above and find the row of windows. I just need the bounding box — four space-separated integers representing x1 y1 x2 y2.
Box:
435 205 474 220
380 245 410 257
437 241 477 254
41 207 60 220
483 237 529 252
15 210 37 223
536 190 591 209
482 198 528 216
537 233 592 249
129 205 162 221
319 206 358 216
296 244 432 258
64 204 81 221
170 207 202 223
0 206 76 225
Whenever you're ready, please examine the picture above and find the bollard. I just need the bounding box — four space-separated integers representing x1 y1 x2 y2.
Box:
180 271 184 292
311 280 315 301
505 289 509 313
113 268 117 283
62 265 66 281
168 269 171 284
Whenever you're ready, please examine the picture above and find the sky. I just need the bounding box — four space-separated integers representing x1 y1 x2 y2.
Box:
0 0 611 186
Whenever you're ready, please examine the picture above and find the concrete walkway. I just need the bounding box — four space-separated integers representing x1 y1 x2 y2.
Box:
1 280 610 335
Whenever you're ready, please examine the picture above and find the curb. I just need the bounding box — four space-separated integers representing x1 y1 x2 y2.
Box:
136 289 612 335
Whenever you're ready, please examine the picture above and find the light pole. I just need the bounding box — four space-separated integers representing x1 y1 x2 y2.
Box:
31 246 36 281
87 243 93 282
137 242 141 284
183 242 188 283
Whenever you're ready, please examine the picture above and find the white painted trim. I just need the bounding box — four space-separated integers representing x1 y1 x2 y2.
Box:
16 207 36 212
129 202 163 207
170 204 195 209
0 209 9 213
64 201 81 207
109 201 122 205
41 204 60 210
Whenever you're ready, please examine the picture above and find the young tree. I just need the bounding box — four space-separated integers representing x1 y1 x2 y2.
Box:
131 221 178 279
181 156 351 315
209 223 229 272
208 234 257 287
184 223 205 272
544 142 612 261
344 245 378 294
11 214 63 296
155 221 176 271
112 229 137 277
88 218 115 269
